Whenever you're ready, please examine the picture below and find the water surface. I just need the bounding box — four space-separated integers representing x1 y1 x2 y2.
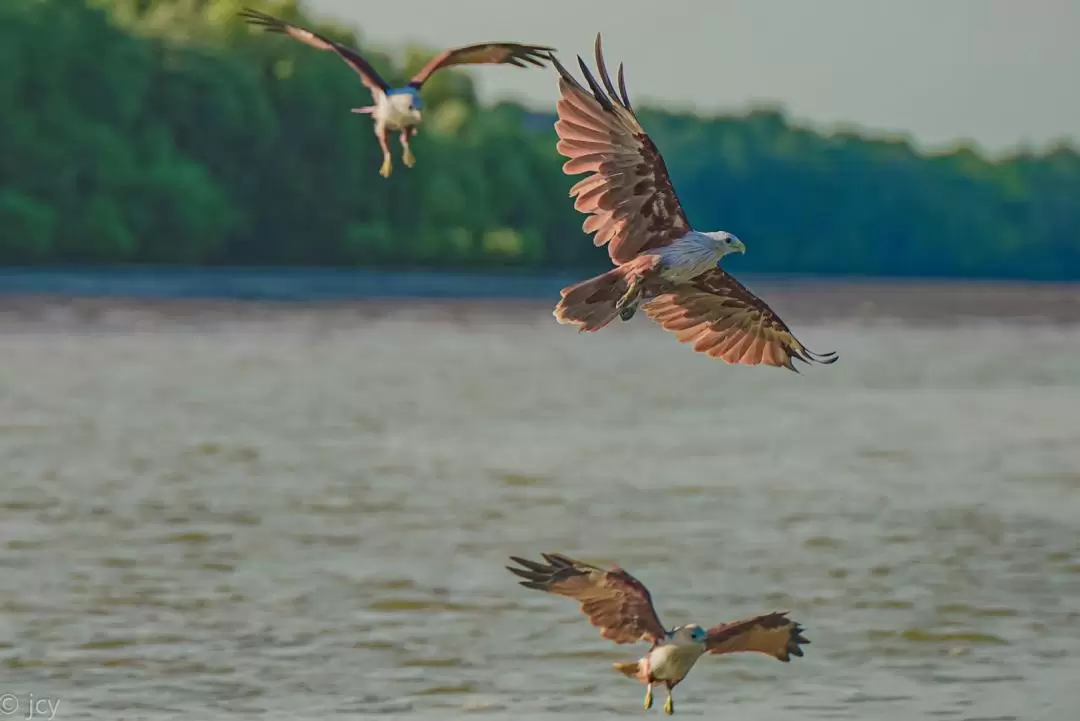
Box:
1 283 1078 720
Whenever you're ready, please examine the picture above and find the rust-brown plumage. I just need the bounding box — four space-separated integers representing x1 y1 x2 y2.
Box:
240 8 551 92
239 8 392 93
507 553 810 713
507 553 809 659
643 268 835 367
239 7 552 177
552 39 690 265
407 43 553 88
706 611 809 662
548 35 837 371
507 552 667 645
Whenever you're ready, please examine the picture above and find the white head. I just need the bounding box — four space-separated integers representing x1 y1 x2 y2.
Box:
702 231 746 259
669 623 709 645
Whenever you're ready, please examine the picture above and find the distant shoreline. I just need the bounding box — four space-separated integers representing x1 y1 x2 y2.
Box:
1 268 1079 326
2 266 1078 299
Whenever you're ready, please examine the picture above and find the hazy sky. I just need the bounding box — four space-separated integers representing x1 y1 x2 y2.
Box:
307 0 1079 155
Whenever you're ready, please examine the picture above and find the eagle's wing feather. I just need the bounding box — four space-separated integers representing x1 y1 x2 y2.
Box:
239 8 390 96
551 34 692 266
507 553 667 646
408 42 554 88
642 268 838 371
705 612 810 662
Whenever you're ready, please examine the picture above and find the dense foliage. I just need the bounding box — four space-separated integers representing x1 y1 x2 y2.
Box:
1 0 1078 278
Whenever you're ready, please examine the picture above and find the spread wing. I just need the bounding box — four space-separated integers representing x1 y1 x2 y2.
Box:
642 268 838 371
705 612 810 662
551 34 692 266
507 552 666 646
239 8 390 96
408 42 554 89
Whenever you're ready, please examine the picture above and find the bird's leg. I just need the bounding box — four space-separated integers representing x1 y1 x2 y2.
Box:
400 129 416 168
615 274 642 314
643 683 653 710
662 682 675 715
376 128 392 178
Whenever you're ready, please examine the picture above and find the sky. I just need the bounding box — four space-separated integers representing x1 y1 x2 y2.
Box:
306 0 1079 156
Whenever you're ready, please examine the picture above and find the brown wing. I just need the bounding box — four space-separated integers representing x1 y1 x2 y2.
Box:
408 42 554 88
705 612 810 662
507 552 667 645
239 8 390 95
551 34 692 266
642 268 838 371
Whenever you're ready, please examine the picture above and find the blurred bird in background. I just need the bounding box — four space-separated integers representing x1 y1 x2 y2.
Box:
239 7 553 178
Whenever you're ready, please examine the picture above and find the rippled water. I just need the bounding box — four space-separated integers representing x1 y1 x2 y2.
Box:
1 285 1079 720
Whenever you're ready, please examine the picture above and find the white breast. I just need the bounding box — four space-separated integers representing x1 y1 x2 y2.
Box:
655 233 720 284
647 642 705 682
378 94 422 130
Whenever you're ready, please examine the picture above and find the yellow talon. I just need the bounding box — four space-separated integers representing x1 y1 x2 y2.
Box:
379 156 392 178
643 686 653 710
616 276 641 311
403 147 416 168
663 693 674 715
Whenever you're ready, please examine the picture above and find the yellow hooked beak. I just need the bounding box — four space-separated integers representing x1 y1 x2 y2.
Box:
732 239 746 254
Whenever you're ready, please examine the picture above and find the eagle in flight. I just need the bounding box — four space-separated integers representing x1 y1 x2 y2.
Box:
548 36 837 371
507 553 809 715
240 8 553 177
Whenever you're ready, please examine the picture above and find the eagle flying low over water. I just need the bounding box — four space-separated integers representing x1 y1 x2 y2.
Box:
507 553 809 715
239 8 553 178
548 36 838 371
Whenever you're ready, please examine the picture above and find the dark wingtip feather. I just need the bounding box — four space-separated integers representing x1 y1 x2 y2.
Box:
811 350 839 364
592 33 624 110
541 551 573 568
506 566 544 583
549 52 588 95
787 621 810 659
575 55 614 113
238 7 278 27
617 63 632 110
507 556 549 573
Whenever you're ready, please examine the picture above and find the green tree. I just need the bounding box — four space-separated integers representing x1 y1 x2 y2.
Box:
0 0 1077 280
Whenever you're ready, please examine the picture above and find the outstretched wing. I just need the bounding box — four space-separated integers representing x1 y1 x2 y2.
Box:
642 268 838 371
705 612 810 662
408 42 554 88
239 8 390 96
551 34 692 266
507 552 666 645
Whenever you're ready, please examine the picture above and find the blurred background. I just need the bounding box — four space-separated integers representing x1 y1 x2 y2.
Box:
1 1 1078 719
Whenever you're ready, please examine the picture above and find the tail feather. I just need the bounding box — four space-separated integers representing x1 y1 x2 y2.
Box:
612 660 641 678
553 266 632 332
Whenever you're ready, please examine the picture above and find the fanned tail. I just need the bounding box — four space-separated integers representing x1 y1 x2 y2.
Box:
612 660 641 678
553 266 632 332
553 256 658 332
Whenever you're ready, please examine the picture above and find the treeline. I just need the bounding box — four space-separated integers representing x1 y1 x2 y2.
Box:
1 0 1078 279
